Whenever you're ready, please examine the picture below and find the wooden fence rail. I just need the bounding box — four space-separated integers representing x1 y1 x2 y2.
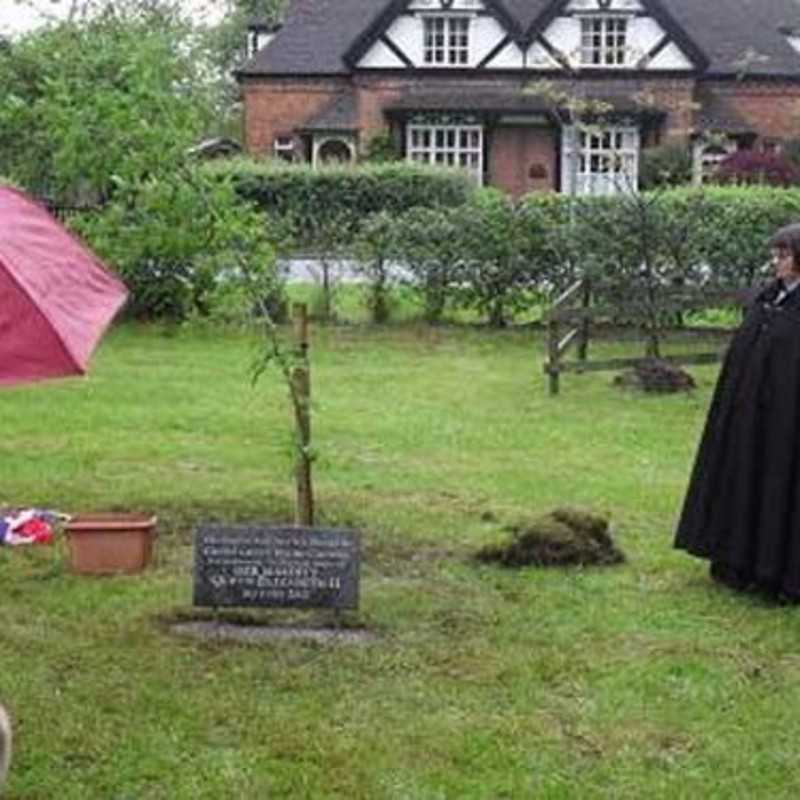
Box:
543 279 741 396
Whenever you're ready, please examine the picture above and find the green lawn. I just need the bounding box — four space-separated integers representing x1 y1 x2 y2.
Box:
2 321 799 799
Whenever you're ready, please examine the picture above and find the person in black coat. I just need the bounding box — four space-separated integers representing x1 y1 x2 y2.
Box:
675 222 800 599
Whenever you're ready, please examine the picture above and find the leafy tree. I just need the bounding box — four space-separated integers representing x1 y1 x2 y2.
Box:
72 168 280 321
0 1 287 320
0 2 217 202
204 0 285 67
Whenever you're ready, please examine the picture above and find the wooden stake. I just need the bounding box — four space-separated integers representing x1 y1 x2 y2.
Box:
292 303 314 526
577 279 591 362
547 314 560 396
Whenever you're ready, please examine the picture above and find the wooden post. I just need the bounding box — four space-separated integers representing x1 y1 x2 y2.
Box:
547 314 561 396
577 278 591 362
292 303 314 526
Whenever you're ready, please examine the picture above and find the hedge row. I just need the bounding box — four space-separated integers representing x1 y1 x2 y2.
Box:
348 185 800 326
201 158 476 249
72 157 800 324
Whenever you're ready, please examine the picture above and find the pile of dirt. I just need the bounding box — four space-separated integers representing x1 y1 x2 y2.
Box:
475 507 624 568
613 358 695 393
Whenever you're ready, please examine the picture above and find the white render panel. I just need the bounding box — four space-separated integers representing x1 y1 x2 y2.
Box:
565 0 643 10
358 39 407 69
526 41 560 69
647 41 693 70
485 39 525 69
385 15 423 64
541 17 581 66
627 16 665 61
408 0 485 10
371 10 507 69
471 16 511 66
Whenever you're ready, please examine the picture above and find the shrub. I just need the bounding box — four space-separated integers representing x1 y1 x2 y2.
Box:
73 168 279 321
715 150 800 188
352 211 402 324
453 189 550 327
392 206 465 323
639 143 693 189
361 131 402 164
782 138 800 170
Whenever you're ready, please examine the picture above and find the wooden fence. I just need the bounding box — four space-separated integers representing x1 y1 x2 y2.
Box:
543 279 742 395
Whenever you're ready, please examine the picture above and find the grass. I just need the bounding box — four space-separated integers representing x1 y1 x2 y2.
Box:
2 319 799 799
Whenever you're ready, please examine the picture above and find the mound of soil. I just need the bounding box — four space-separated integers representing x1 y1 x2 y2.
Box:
613 358 695 393
475 507 624 568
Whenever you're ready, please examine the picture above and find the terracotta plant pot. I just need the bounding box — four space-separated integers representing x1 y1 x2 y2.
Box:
65 513 157 575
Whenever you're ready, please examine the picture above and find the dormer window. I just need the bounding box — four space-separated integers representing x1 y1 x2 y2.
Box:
782 29 800 55
246 21 281 61
423 16 470 66
580 16 628 66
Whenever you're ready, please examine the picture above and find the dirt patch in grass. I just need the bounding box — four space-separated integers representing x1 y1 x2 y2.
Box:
613 359 696 393
475 508 625 568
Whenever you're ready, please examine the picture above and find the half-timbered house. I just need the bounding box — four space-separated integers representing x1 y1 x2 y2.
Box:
237 0 800 196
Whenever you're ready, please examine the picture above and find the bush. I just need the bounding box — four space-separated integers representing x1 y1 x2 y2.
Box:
782 139 800 170
352 211 402 324
639 143 693 189
715 151 800 188
452 189 550 327
361 132 402 164
73 168 280 321
391 206 465 323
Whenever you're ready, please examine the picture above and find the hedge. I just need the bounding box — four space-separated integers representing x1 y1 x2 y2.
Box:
518 185 800 288
190 166 800 325
200 158 476 250
371 186 800 325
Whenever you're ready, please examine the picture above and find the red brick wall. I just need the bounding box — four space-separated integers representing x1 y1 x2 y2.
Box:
353 76 408 145
241 78 350 156
698 82 800 143
241 73 800 190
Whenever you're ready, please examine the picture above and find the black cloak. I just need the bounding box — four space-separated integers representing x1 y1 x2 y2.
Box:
675 280 800 596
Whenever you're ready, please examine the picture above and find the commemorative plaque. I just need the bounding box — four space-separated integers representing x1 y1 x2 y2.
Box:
193 525 360 609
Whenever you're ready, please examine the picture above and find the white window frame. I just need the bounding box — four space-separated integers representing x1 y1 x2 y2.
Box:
406 124 483 184
579 16 629 67
273 136 295 162
422 15 471 66
562 125 639 196
692 137 736 185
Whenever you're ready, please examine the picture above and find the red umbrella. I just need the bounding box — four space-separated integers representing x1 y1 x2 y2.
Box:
0 187 127 386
